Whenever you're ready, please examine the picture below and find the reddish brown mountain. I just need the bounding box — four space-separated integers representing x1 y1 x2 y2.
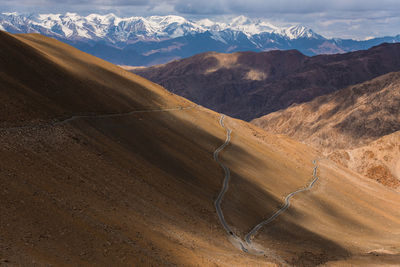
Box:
132 43 400 121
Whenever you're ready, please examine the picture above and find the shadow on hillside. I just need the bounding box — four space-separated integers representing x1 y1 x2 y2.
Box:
0 31 166 127
69 108 357 266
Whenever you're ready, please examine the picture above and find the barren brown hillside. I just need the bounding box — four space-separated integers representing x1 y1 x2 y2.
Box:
1 31 400 266
253 72 400 189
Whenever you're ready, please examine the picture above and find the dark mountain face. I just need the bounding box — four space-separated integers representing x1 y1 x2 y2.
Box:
133 43 400 121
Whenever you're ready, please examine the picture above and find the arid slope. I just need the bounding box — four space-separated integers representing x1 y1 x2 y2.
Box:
1 31 400 266
132 44 400 121
253 72 400 189
329 131 400 188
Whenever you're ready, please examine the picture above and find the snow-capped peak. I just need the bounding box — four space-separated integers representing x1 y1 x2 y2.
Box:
64 12 80 19
196 18 214 27
86 13 117 24
227 16 273 36
230 15 252 26
38 13 62 21
280 25 318 39
148 15 188 25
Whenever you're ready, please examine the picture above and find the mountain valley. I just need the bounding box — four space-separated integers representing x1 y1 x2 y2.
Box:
1 31 400 266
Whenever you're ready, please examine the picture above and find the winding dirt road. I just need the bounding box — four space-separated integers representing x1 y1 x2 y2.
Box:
213 115 249 252
245 160 319 244
213 114 319 253
213 115 234 235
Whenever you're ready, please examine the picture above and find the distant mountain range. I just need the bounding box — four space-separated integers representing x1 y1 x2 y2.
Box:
1 12 400 66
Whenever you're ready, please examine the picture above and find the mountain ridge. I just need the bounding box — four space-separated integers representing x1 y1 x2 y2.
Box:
2 12 400 66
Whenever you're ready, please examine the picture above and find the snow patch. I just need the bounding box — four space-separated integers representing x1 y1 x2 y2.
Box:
61 25 73 37
2 12 18 16
76 28 90 38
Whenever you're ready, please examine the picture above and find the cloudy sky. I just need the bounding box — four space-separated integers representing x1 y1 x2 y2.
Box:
1 0 400 39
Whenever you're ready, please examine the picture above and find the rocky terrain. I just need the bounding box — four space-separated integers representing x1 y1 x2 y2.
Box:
253 71 400 189
329 132 400 188
1 31 400 266
133 43 400 121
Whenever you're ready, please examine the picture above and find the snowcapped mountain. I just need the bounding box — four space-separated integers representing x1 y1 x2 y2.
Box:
279 25 321 39
1 12 399 66
0 12 318 42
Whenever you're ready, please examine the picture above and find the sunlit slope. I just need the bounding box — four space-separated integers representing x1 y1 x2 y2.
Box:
1 32 399 266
